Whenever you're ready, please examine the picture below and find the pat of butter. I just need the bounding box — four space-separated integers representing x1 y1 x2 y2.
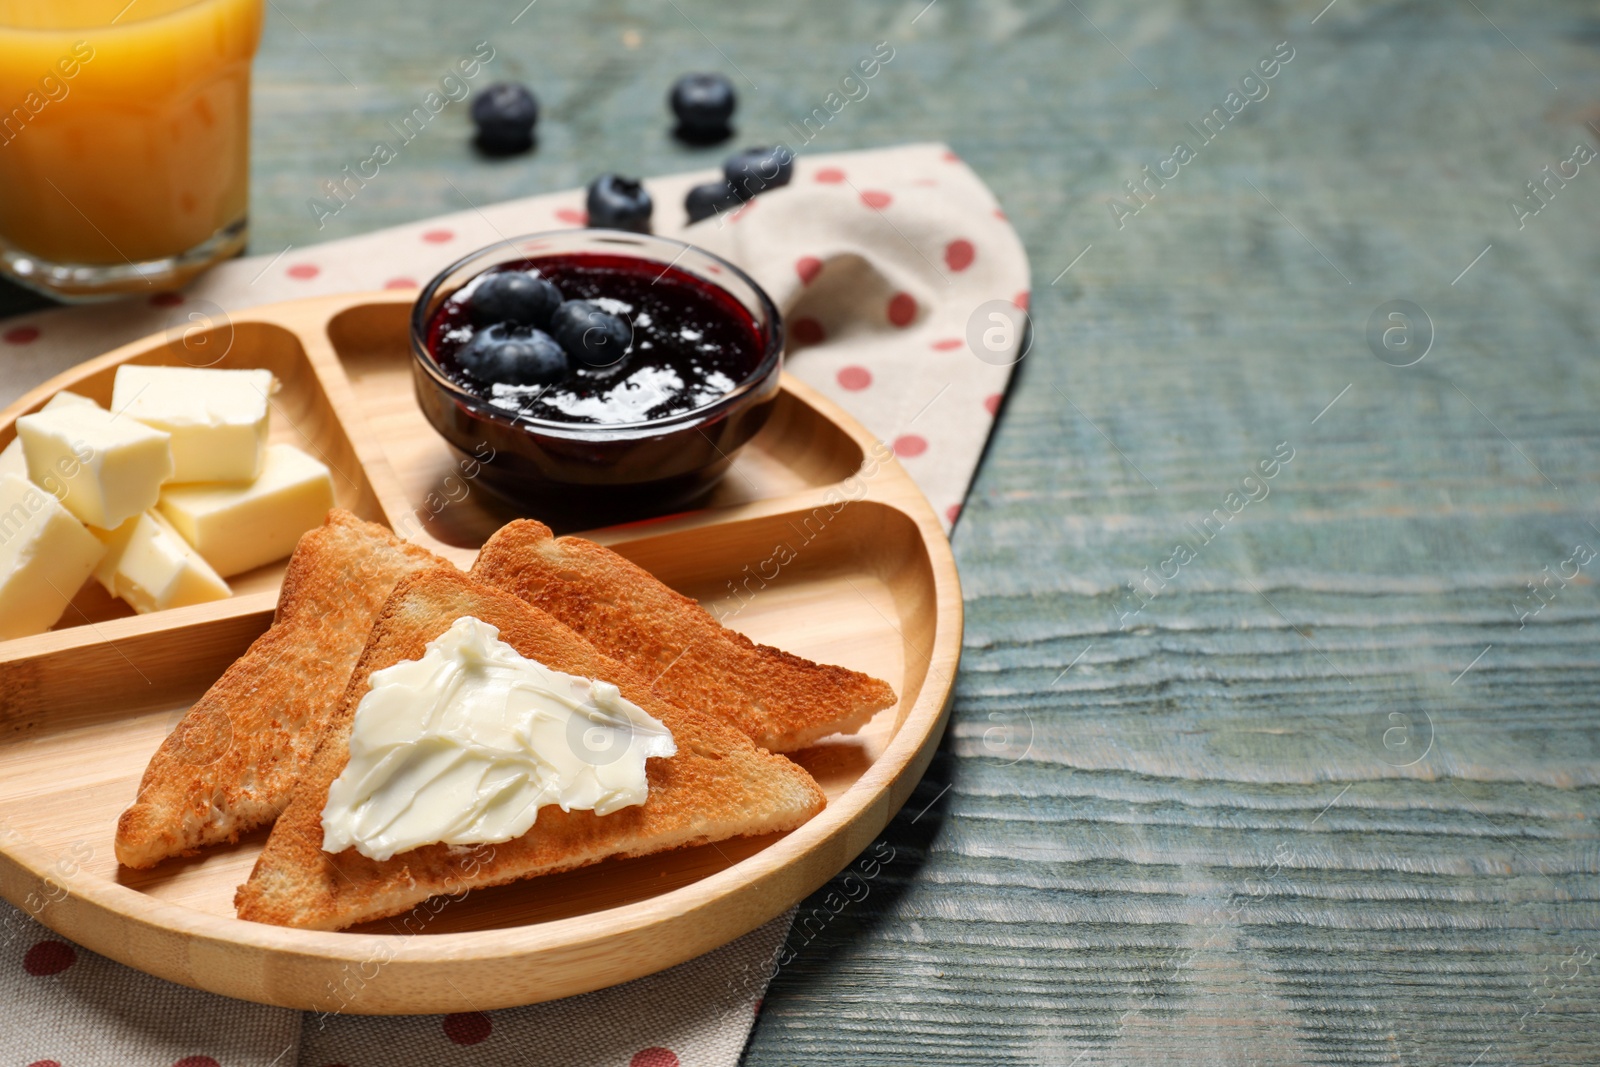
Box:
320 615 676 861
16 404 173 529
112 365 276 483
0 391 99 481
0 474 104 639
95 510 230 614
158 443 335 577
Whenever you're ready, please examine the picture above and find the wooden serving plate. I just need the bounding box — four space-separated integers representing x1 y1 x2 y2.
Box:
0 291 961 1014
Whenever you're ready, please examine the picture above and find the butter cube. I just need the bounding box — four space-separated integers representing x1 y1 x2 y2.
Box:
98 510 230 614
0 474 104 639
41 391 99 411
16 404 173 529
158 443 335 577
112 366 276 483
0 391 100 481
89 514 140 595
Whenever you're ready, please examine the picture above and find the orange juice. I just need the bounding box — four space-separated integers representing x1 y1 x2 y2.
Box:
0 0 263 296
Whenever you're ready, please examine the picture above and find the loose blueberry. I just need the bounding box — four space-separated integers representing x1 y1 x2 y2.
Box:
469 270 562 328
669 72 736 143
550 300 632 368
585 173 653 233
471 82 539 154
724 145 795 201
458 324 568 386
684 180 742 224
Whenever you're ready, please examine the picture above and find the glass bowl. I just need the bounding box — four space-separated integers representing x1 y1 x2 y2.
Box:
409 230 784 524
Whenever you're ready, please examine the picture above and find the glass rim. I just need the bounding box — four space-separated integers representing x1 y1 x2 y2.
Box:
408 228 786 437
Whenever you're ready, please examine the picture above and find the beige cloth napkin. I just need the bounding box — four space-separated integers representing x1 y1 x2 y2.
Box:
0 142 1029 1066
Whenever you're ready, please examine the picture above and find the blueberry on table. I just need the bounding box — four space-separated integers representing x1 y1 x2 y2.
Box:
669 72 736 143
458 324 568 386
550 300 633 368
585 174 653 233
684 180 742 224
469 270 562 328
471 82 539 154
725 145 794 200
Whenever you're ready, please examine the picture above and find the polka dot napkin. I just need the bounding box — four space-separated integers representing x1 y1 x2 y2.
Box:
0 141 1030 529
0 142 1030 1065
1 898 792 1067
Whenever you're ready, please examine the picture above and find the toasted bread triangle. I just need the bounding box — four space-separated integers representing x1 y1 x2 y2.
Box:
114 510 453 869
471 520 898 751
234 569 826 931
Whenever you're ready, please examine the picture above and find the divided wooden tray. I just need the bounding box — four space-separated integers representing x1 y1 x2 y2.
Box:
0 291 961 1014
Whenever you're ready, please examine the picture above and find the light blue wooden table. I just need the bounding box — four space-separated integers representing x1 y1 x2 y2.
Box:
3 2 1597 1064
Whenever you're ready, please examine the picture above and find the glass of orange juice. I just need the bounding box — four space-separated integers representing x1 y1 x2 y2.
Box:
0 0 263 300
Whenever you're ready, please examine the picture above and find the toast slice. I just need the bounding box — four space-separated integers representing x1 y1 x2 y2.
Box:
114 510 452 869
234 569 826 931
470 520 898 751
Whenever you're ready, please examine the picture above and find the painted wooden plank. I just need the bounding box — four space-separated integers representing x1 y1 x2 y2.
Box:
2 0 1597 1062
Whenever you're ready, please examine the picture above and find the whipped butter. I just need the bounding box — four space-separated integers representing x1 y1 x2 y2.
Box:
320 615 676 861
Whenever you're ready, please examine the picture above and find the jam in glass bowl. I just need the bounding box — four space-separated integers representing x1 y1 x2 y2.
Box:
409 230 784 522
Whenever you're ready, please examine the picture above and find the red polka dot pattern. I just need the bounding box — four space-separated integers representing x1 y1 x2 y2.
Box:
984 393 1002 416
795 256 823 286
790 317 825 347
947 503 962 524
287 263 319 280
150 292 184 307
887 292 917 327
859 190 892 209
893 434 928 458
836 365 872 391
931 338 963 351
27 1061 62 1067
384 277 417 290
943 150 960 162
4 326 39 344
945 239 975 272
1013 290 1030 310
630 1049 681 1067
24 941 75 976
421 229 454 244
555 208 587 225
172 1057 220 1067
814 167 845 183
443 1011 492 1045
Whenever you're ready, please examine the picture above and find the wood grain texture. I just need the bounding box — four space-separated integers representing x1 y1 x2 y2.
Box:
1 0 1596 1061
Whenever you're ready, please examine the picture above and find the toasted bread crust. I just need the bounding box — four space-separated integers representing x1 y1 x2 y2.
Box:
471 520 898 751
114 510 452 869
234 569 826 930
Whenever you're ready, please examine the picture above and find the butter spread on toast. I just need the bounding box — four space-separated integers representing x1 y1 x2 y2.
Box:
321 615 675 861
235 570 825 931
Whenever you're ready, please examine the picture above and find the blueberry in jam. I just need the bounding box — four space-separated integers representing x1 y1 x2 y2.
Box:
470 270 562 328
457 324 568 386
548 299 632 368
427 253 764 426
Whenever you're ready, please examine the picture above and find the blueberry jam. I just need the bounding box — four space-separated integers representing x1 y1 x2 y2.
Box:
426 253 764 426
